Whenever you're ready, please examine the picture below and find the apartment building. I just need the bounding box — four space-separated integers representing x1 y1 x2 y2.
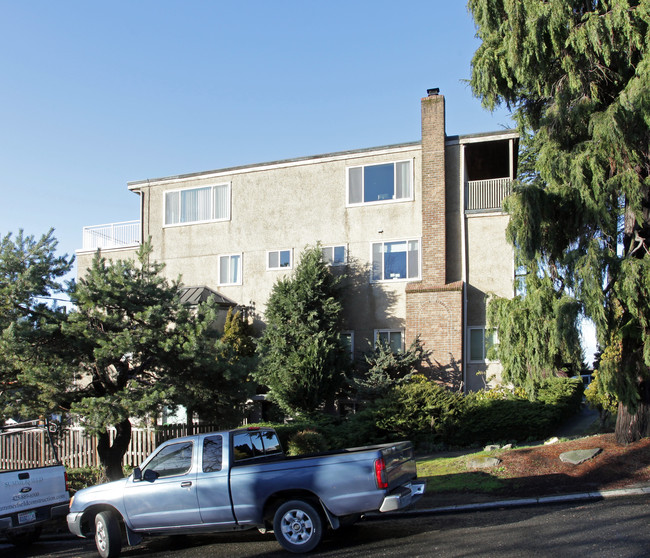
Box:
77 90 518 392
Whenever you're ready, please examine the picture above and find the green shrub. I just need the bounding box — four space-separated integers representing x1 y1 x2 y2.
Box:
287 430 329 455
374 377 465 445
534 376 584 420
585 370 618 429
450 377 584 446
451 398 556 445
67 467 103 493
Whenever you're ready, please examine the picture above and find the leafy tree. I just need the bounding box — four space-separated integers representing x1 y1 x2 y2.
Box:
255 245 348 417
0 229 73 419
470 0 650 442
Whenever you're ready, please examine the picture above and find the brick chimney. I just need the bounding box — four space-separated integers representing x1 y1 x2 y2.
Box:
405 89 464 389
420 89 446 286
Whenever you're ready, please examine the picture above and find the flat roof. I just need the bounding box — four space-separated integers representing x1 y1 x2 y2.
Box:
128 129 518 188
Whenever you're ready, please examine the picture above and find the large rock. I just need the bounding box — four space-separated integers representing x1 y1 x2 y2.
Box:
559 448 602 465
468 456 502 469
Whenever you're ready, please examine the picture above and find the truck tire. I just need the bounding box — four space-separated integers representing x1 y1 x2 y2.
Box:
273 499 323 553
95 511 122 558
6 526 42 546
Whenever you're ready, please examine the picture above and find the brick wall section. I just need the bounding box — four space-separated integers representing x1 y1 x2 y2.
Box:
420 93 447 286
406 92 464 386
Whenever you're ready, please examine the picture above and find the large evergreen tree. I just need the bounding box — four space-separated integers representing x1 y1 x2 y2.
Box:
61 243 243 480
0 230 73 418
255 245 348 417
469 0 650 442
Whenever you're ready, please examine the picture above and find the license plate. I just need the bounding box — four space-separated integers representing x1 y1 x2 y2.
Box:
18 510 36 524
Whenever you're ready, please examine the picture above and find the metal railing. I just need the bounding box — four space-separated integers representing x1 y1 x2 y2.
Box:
82 220 141 251
466 177 512 212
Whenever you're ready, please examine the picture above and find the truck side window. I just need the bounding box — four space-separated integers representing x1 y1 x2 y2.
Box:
262 431 282 455
233 432 257 461
202 435 223 472
142 441 193 478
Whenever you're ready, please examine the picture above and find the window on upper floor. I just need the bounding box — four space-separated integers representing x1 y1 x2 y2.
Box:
347 160 412 205
375 329 403 353
468 327 498 363
322 245 347 266
371 239 420 282
164 184 230 226
267 249 292 270
219 254 242 286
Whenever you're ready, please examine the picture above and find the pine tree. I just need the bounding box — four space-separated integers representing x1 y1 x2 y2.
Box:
469 0 650 442
0 229 73 419
255 245 348 417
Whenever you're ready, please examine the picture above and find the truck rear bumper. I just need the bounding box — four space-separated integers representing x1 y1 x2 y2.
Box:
379 481 426 513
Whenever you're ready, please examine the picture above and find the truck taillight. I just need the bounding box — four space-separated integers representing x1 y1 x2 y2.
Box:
374 458 388 489
65 471 70 492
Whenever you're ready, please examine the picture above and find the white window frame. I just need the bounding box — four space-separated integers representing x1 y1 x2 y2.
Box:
163 183 231 227
267 249 293 270
322 244 347 266
374 329 404 352
370 238 421 283
468 327 498 363
218 253 242 286
347 159 413 206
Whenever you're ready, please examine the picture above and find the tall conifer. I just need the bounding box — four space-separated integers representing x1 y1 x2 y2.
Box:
469 0 650 442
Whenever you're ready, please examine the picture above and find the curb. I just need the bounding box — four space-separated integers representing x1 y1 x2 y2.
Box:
385 486 650 516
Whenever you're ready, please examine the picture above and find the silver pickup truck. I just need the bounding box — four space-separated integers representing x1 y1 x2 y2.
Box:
68 427 424 556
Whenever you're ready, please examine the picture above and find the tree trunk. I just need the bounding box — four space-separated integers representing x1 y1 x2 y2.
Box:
615 380 650 444
96 419 132 482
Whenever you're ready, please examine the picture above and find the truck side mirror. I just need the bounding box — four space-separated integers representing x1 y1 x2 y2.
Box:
143 469 159 482
133 467 142 481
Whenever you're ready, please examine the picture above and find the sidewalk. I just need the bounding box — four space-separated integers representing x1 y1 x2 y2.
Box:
407 483 650 516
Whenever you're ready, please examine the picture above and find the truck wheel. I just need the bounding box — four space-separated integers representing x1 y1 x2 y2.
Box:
273 499 323 553
6 526 42 546
95 511 122 558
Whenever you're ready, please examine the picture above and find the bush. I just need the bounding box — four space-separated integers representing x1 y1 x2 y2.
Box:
67 467 103 493
374 377 465 445
286 430 329 455
451 398 556 446
450 377 584 446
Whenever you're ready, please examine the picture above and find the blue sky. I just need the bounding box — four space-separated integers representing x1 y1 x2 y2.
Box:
0 1 514 266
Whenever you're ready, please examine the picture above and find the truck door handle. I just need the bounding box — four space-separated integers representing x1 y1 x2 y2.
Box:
181 481 192 488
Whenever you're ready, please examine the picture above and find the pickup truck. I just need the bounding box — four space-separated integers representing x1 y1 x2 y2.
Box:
68 427 424 556
0 419 70 546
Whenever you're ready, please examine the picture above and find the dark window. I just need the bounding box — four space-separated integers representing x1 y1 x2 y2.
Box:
143 441 193 478
202 435 223 472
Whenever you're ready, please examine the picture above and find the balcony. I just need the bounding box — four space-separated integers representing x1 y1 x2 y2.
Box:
466 177 512 212
81 221 141 251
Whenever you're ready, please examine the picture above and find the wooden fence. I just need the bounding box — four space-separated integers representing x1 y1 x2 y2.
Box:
0 424 220 471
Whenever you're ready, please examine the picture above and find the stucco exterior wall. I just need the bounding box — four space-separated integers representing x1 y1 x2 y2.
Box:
130 145 422 357
465 212 513 391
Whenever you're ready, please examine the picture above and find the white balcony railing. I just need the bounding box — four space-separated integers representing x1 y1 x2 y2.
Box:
82 221 141 251
466 177 512 212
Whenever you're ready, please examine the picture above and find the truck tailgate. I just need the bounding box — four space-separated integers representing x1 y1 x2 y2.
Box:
380 442 417 490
